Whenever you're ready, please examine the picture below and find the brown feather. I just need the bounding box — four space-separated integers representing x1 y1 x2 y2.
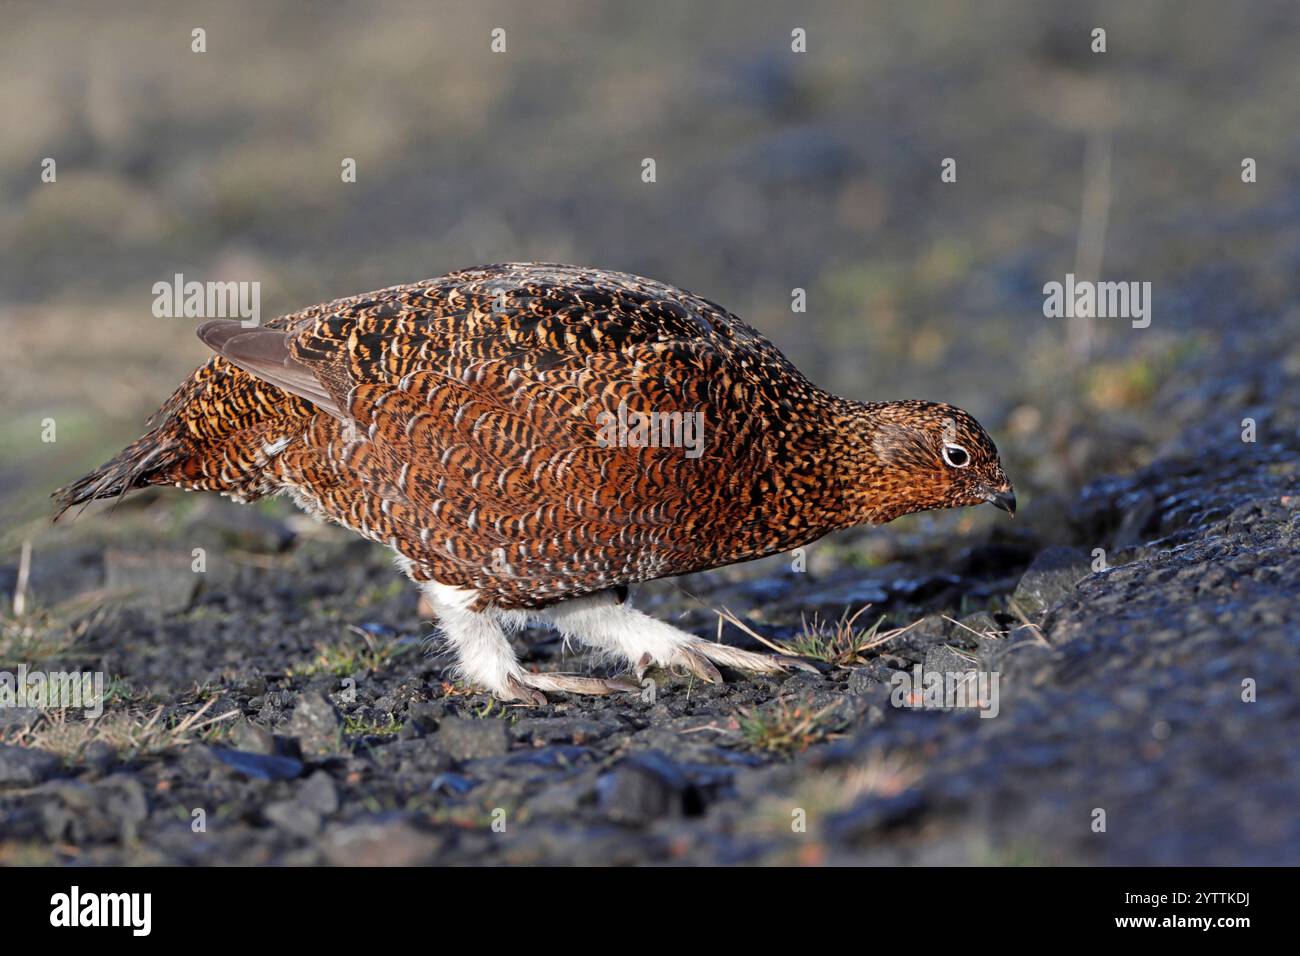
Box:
54 263 1012 611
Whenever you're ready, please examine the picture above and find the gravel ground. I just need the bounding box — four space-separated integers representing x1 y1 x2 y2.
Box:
2 319 1296 866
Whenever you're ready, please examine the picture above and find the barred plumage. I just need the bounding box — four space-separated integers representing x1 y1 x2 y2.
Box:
56 263 1013 701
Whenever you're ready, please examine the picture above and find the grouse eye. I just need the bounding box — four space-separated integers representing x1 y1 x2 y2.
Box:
942 443 970 468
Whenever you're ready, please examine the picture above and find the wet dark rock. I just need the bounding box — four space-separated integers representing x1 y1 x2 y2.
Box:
596 751 700 825
436 715 511 762
210 746 304 781
0 744 63 786
824 791 927 843
506 744 596 769
430 772 476 795
1010 547 1091 618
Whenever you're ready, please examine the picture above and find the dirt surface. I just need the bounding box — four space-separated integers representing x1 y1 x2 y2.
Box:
2 315 1296 866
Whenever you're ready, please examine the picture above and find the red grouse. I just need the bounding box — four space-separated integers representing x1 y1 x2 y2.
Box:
56 263 1014 703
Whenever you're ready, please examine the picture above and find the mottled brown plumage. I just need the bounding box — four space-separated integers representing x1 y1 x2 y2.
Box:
56 263 1013 701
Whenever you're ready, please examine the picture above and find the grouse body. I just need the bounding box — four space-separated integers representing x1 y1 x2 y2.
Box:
57 263 1013 701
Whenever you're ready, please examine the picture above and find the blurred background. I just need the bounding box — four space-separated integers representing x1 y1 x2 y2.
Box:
3 0 1298 544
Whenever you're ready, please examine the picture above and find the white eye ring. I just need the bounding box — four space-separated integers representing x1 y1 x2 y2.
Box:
942 442 970 468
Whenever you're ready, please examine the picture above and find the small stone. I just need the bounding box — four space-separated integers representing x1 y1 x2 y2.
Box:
283 691 344 756
229 718 277 755
264 800 322 838
435 716 509 761
38 775 148 844
1010 546 1091 618
923 644 977 678
82 740 118 777
298 770 340 815
845 659 895 697
524 773 598 817
595 751 697 825
322 820 444 866
96 775 149 842
957 611 1001 640
0 744 63 786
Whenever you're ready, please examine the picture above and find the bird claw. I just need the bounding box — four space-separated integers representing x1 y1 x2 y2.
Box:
503 674 548 706
669 645 724 684
634 653 654 682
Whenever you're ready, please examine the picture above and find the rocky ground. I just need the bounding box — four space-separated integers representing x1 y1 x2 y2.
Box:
2 315 1296 866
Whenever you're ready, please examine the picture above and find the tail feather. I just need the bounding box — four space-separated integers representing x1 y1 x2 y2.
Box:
53 324 323 522
52 428 181 520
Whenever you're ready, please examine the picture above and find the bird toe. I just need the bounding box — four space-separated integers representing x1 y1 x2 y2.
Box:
503 675 549 706
688 639 816 676
520 672 639 697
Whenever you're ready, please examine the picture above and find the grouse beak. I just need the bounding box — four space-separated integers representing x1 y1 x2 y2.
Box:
985 487 1016 517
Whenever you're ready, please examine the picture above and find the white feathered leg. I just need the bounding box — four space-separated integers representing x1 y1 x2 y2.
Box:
421 583 638 703
421 583 543 703
540 591 803 684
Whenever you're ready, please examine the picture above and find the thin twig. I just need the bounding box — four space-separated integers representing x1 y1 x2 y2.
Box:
12 540 32 617
714 604 799 657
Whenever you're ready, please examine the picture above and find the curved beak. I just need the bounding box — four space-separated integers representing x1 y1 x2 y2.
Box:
985 488 1016 516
